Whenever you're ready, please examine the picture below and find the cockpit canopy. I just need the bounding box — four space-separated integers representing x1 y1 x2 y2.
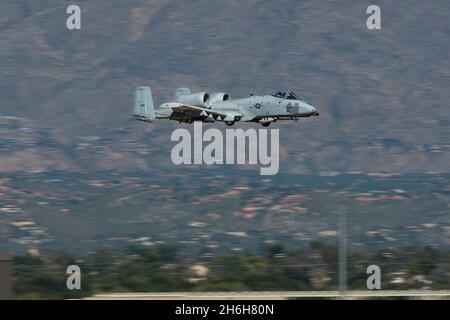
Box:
271 90 302 100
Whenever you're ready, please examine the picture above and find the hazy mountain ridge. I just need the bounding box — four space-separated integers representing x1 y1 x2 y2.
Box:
0 0 449 174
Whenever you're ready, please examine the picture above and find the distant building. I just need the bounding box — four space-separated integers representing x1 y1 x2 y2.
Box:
0 253 13 299
188 264 209 283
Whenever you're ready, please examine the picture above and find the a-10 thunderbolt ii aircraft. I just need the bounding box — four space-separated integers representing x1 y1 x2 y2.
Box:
133 87 319 127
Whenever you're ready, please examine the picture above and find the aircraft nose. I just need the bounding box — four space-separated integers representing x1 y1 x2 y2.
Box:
310 105 319 116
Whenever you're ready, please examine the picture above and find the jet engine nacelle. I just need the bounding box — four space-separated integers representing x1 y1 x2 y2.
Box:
177 92 211 108
210 92 230 103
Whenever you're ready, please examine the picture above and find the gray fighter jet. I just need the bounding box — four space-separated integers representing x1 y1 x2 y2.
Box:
133 87 318 127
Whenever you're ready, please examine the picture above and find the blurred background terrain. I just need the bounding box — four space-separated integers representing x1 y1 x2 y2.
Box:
0 1 449 296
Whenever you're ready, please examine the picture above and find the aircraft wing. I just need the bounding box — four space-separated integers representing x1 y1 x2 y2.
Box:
171 104 241 121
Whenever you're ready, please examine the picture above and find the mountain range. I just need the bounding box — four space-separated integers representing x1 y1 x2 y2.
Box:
0 0 449 175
